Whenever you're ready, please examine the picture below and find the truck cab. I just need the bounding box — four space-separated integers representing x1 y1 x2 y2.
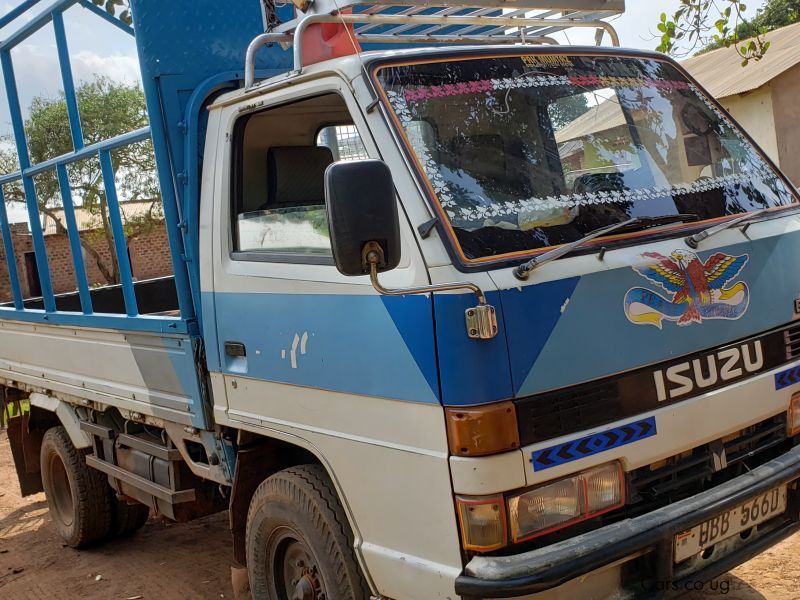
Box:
3 1 800 599
200 38 800 598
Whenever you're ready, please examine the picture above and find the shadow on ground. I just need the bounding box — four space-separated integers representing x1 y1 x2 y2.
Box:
0 456 234 600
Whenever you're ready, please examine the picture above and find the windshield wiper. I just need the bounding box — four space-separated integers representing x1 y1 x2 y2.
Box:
684 208 768 249
513 214 699 280
613 213 700 233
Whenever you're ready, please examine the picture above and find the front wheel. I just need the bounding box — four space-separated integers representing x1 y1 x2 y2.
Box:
39 426 112 547
246 464 369 600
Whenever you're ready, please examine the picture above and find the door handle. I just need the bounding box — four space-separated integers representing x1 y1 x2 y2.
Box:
224 341 246 357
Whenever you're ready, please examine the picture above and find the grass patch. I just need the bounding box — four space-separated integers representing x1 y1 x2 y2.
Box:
1 399 30 427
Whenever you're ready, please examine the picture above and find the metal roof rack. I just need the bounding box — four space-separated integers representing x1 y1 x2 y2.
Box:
245 0 624 87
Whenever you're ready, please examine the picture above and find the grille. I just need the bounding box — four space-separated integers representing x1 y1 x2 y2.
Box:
626 414 790 518
504 414 793 555
517 380 621 442
784 322 800 360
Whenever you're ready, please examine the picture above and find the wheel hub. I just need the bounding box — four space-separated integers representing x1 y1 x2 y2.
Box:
292 572 319 600
275 533 326 600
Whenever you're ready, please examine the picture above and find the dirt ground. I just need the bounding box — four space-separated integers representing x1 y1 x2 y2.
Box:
0 430 233 599
2 431 800 600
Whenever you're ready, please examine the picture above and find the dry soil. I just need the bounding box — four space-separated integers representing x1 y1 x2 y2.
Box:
1 430 799 599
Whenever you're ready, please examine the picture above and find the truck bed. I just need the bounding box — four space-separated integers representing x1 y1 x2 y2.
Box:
0 277 206 429
11 276 179 315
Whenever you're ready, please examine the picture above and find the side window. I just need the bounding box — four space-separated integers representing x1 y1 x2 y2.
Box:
317 124 368 161
231 94 367 260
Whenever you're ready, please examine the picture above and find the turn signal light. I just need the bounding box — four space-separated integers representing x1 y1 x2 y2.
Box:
455 495 507 552
788 392 800 436
445 401 520 457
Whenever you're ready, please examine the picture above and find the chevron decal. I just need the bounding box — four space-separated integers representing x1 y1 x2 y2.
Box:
775 365 800 390
532 416 657 471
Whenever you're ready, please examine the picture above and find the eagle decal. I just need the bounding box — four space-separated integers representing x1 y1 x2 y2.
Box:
624 250 750 328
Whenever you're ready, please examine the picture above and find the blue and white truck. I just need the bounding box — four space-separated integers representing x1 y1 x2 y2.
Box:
3 0 800 598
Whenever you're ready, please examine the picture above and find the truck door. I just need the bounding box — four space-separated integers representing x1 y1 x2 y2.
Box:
206 80 440 423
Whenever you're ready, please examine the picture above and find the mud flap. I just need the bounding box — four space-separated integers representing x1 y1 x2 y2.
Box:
6 411 44 497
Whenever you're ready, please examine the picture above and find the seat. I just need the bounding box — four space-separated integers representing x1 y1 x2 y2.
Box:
264 146 334 210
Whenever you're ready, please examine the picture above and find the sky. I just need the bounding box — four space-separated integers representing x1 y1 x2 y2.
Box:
547 0 765 48
0 0 769 222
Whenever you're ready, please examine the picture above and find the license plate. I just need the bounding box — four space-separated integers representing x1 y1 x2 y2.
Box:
674 485 787 562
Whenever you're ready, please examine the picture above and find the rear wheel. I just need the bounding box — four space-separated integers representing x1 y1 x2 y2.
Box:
111 497 150 537
40 426 112 547
246 464 369 600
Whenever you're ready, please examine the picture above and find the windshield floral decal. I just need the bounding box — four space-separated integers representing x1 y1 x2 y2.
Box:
377 54 797 263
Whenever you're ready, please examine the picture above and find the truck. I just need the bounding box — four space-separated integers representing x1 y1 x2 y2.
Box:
2 0 800 598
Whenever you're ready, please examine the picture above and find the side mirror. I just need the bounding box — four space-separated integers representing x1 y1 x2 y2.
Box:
325 159 401 277
324 159 498 341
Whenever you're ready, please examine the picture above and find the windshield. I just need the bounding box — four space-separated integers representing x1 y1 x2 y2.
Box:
375 53 797 263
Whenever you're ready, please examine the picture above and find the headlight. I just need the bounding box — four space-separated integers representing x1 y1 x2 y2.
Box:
507 461 624 543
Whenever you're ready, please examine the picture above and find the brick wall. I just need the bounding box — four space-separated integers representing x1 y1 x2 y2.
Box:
0 221 173 303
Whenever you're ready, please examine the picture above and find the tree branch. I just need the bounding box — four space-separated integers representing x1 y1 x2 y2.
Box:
38 205 115 284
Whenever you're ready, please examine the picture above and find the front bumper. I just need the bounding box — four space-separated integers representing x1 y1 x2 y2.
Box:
455 444 800 599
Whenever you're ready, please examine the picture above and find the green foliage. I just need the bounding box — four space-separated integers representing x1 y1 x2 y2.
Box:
0 77 162 284
91 0 132 26
549 94 591 130
697 0 800 53
24 77 157 201
1 399 29 427
306 208 330 237
655 0 790 65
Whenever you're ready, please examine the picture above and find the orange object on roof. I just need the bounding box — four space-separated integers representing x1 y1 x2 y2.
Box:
300 9 361 67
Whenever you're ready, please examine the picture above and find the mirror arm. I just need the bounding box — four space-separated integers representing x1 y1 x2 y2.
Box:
368 256 487 305
364 244 498 340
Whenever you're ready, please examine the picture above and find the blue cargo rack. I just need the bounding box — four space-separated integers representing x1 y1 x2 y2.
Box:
0 0 294 335
0 0 622 335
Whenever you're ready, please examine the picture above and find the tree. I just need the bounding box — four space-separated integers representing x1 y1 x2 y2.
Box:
654 0 797 65
0 77 162 285
549 94 590 130
697 0 800 53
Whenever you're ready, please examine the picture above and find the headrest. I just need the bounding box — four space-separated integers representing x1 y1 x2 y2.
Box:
266 146 334 209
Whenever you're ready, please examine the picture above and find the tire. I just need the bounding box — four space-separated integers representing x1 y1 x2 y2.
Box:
111 497 150 537
40 426 112 547
246 464 369 600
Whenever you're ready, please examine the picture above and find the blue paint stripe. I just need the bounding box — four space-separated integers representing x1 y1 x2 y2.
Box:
775 365 800 390
532 416 657 471
499 276 580 396
212 291 440 404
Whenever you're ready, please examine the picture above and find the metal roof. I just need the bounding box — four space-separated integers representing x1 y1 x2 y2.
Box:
555 97 625 142
682 22 800 99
